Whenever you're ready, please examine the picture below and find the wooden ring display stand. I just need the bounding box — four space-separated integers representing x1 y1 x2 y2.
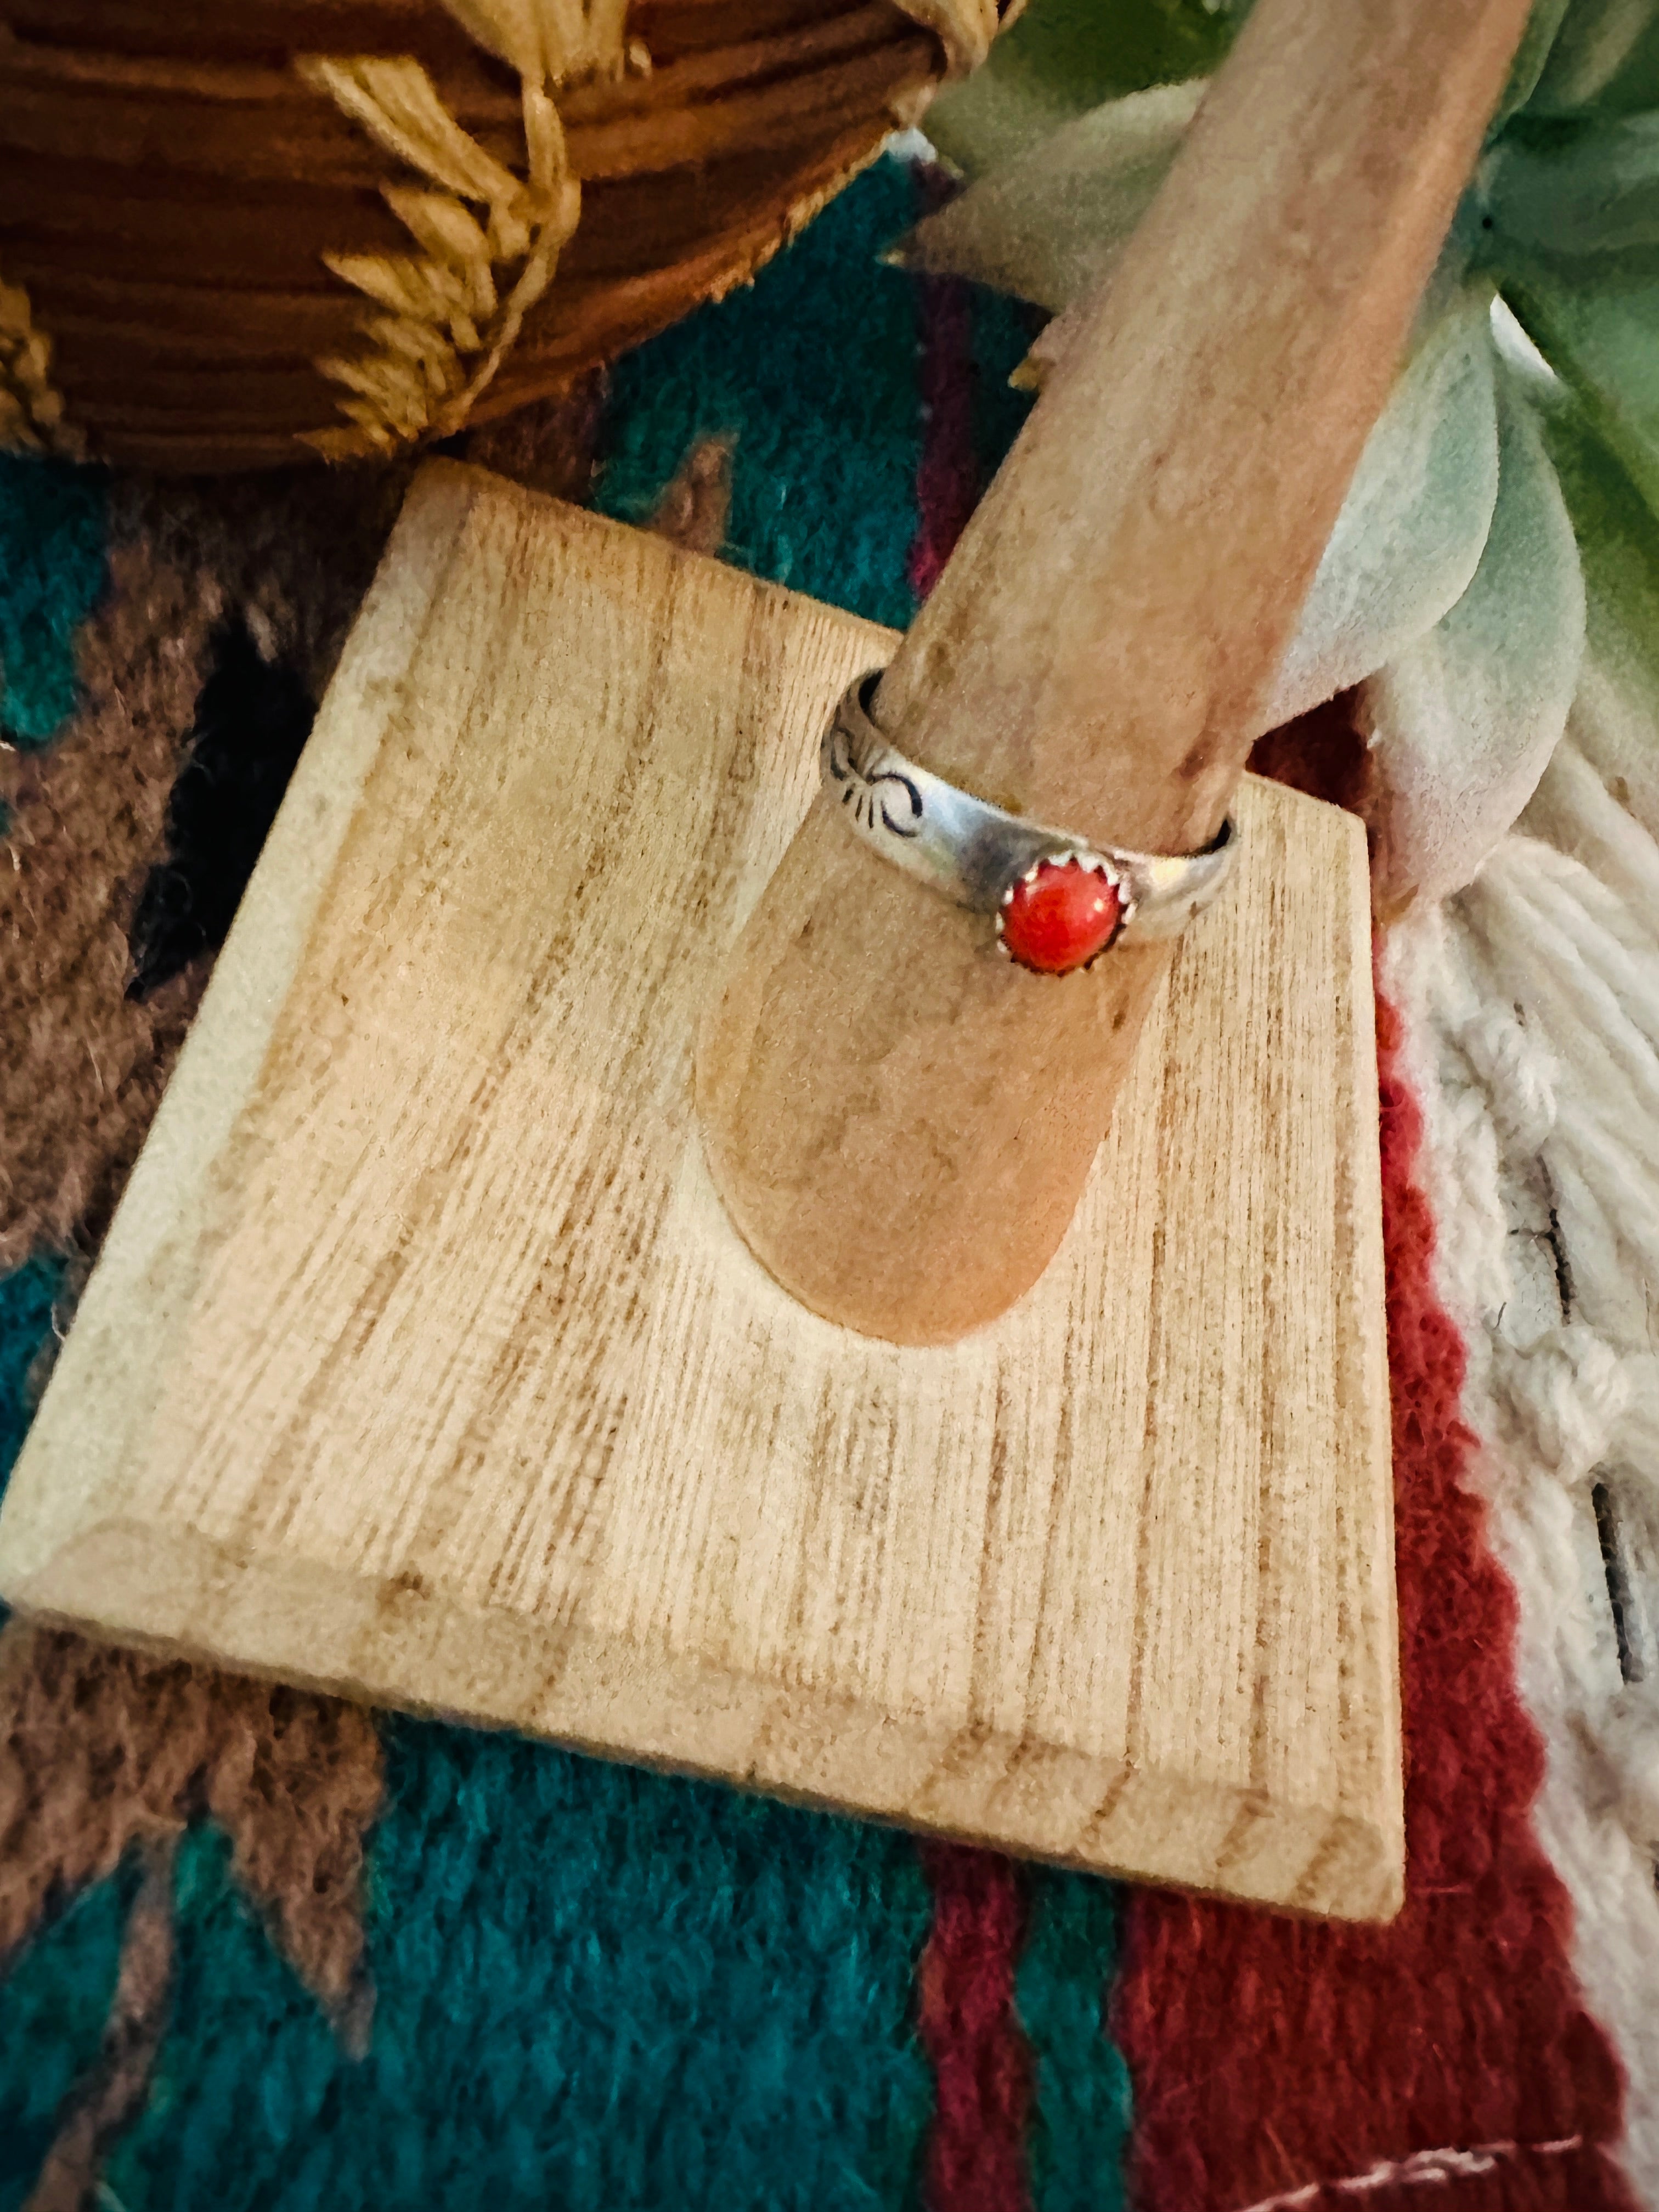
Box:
0 0 1533 1919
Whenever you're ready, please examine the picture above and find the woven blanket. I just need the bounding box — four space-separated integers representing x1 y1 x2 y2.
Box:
2 156 1656 2212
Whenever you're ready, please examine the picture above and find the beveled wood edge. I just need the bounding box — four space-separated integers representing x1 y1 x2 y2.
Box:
7 1511 1406 1922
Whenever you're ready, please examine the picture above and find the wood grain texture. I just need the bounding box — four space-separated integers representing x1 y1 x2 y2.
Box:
696 0 1533 1341
0 464 1401 1917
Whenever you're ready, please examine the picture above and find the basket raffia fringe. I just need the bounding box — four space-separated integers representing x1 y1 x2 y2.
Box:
0 273 80 460
296 52 586 460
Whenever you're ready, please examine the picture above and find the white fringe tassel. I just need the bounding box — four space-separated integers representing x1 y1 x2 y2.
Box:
1384 733 1659 2202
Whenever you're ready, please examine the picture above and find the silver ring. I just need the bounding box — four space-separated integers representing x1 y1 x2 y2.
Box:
821 670 1238 970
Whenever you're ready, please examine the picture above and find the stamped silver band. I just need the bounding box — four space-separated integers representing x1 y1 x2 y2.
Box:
820 670 1237 947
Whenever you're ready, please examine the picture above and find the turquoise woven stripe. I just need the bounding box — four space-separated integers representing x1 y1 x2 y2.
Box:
100 1724 933 2210
1018 1874 1133 2212
0 456 106 748
596 158 924 631
0 1864 130 2210
0 1256 61 1491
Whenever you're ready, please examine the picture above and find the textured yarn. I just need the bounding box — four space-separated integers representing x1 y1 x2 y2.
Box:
0 1626 383 2015
128 617 317 998
918 1843 1034 2212
0 534 215 1268
910 171 979 605
109 463 412 712
0 456 104 747
907 166 1037 608
0 1857 128 2207
0 1256 59 1489
596 161 928 630
99 1725 935 2212
1385 744 1659 2202
462 374 607 504
1015 1875 1130 2212
645 435 737 558
1113 971 1635 2212
22 1832 176 2212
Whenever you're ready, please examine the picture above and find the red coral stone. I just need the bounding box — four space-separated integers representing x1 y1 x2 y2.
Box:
998 855 1124 974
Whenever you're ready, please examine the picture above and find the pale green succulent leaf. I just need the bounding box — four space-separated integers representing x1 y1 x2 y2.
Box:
1502 270 1659 520
922 0 1237 178
921 57 1090 180
1265 297 1503 726
1366 370 1586 902
1537 375 1659 811
1523 0 1659 115
1493 0 1577 130
894 80 1205 311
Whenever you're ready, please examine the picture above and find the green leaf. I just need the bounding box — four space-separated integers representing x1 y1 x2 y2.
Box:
1492 0 1576 132
1486 111 1659 258
1523 0 1659 115
1265 297 1502 725
1536 376 1659 819
1365 369 1586 901
893 79 1205 310
922 0 1238 178
1501 268 1659 519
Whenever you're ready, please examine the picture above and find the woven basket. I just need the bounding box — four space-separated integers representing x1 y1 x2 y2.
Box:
0 0 1002 471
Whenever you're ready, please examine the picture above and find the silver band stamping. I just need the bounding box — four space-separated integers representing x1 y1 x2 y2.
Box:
820 670 1238 957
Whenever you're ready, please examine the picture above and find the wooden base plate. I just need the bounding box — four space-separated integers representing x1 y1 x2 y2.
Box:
0 462 1402 1918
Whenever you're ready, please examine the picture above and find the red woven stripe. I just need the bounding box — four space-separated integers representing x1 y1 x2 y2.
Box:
1112 977 1634 2212
918 1842 1034 2212
909 165 980 603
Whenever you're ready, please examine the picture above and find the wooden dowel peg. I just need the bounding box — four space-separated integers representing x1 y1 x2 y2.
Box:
695 0 1533 1346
